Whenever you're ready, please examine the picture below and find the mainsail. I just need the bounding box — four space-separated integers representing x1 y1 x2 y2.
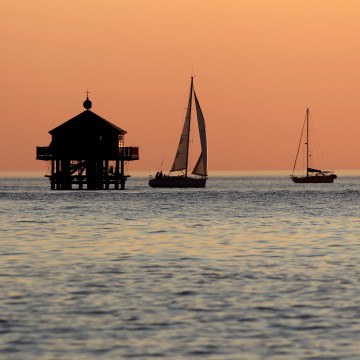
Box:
191 91 207 176
170 79 193 173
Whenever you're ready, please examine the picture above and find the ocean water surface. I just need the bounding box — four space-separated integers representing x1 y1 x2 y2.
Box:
1 173 360 359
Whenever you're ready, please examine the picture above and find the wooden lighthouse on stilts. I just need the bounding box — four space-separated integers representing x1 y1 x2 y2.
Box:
36 93 139 190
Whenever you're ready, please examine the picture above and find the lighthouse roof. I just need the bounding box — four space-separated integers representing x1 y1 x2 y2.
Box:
49 109 127 136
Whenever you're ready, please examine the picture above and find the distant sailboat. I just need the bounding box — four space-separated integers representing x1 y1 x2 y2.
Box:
149 77 207 188
291 108 337 183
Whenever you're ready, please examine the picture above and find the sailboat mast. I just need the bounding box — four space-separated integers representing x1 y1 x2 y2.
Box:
185 77 194 177
306 108 309 177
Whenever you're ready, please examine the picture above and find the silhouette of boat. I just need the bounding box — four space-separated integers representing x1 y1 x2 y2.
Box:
291 108 337 183
149 77 207 188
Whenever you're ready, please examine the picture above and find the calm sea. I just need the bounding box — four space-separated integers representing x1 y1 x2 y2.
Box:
1 173 360 359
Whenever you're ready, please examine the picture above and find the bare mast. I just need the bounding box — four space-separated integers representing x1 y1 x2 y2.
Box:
306 108 309 177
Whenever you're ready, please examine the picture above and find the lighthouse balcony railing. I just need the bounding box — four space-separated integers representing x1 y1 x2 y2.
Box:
36 146 52 160
119 146 139 160
36 146 139 160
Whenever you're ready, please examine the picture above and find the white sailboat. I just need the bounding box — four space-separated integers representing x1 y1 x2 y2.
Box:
149 77 208 188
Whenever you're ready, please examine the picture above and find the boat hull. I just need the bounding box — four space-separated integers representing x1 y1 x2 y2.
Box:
291 174 337 183
149 176 207 188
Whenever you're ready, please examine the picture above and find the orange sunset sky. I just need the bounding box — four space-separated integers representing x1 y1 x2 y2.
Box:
1 0 360 173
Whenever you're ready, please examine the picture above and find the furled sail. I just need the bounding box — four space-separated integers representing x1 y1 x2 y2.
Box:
171 79 193 172
308 167 322 173
191 91 207 177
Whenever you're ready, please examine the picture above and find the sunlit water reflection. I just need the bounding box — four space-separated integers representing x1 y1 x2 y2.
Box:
1 175 360 359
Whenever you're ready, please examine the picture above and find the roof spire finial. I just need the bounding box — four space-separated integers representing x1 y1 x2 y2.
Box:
83 89 92 110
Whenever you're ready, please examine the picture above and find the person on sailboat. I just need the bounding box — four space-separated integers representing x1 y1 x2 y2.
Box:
155 171 164 179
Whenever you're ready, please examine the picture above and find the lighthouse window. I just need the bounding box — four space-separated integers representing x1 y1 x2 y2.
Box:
118 135 124 147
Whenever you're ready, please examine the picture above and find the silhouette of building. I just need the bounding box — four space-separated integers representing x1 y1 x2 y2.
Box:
36 95 139 190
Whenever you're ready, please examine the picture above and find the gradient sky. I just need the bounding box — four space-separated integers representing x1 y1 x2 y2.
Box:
1 0 360 173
